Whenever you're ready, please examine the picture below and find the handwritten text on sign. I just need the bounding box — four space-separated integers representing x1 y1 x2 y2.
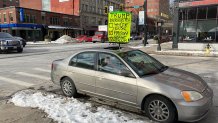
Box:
108 11 131 43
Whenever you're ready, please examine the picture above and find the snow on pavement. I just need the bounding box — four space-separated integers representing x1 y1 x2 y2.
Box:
10 90 152 123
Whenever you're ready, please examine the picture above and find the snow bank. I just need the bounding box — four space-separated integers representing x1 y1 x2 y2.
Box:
11 90 151 123
55 35 75 44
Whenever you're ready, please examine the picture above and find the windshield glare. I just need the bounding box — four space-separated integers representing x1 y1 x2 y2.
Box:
118 50 167 77
0 33 13 38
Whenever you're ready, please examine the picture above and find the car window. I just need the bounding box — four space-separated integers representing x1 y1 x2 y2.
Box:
118 50 167 77
98 53 134 77
0 32 13 38
69 52 96 70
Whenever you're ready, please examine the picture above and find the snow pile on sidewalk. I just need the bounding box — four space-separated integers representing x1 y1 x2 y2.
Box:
11 90 151 123
55 35 75 44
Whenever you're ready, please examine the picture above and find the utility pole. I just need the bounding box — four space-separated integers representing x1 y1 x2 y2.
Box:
143 0 147 46
172 0 179 49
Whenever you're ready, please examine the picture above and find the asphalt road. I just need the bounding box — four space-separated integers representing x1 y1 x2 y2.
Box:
0 43 217 123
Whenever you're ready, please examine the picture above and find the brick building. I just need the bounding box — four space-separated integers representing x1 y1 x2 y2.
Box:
125 0 170 35
125 0 170 20
19 0 80 16
0 0 19 8
6 0 125 36
80 0 125 35
19 0 42 10
51 0 80 16
0 6 81 41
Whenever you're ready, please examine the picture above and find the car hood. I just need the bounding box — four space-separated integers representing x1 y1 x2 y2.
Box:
146 67 207 92
0 37 18 41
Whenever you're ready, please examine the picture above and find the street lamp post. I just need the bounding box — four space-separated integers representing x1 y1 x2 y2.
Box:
157 21 163 51
172 0 180 49
143 0 147 46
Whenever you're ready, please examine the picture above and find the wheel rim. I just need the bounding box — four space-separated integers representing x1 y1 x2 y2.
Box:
62 80 73 96
148 100 170 122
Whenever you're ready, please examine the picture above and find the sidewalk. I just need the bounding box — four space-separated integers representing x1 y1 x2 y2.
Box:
26 40 77 45
128 40 218 57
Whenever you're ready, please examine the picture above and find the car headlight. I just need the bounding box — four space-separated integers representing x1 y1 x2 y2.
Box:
181 91 203 102
0 41 7 45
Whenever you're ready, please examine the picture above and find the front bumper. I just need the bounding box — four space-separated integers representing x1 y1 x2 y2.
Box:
0 45 22 51
175 88 213 122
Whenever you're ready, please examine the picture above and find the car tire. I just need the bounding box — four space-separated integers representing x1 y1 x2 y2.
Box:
61 77 78 97
144 95 177 123
2 50 8 54
93 41 96 43
17 48 23 53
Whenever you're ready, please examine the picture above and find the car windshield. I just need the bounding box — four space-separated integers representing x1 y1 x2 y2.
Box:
0 32 13 38
118 50 168 77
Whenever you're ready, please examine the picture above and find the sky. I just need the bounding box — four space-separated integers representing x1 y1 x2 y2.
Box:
11 90 150 123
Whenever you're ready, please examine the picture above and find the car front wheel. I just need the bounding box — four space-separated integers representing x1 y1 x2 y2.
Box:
17 48 23 53
61 77 77 97
144 95 177 123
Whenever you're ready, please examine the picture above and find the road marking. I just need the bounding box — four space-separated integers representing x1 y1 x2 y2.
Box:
0 76 34 87
34 68 50 73
16 72 50 81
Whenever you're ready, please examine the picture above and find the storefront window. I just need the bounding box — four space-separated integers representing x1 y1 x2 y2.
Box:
207 6 217 19
197 7 207 19
188 8 197 20
196 20 217 42
179 9 187 21
179 20 197 42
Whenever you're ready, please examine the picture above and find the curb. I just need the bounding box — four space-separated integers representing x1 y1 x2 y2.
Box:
144 50 218 57
26 41 78 45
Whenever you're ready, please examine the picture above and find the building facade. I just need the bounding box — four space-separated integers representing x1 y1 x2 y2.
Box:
0 6 80 41
19 0 80 16
19 0 42 10
80 0 125 35
125 0 170 20
0 0 19 8
125 0 170 35
177 0 218 43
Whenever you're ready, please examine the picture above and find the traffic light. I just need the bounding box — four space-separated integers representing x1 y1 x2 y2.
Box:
104 6 108 14
119 4 124 11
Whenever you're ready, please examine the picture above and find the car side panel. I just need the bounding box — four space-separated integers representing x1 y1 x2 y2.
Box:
95 71 137 105
136 78 182 108
67 66 96 93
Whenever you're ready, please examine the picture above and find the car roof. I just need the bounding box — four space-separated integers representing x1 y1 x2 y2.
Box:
76 47 135 54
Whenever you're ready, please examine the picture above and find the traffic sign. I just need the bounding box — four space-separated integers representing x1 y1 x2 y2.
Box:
109 6 113 12
133 5 140 9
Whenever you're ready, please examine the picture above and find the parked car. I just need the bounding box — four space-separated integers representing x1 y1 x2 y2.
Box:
14 36 27 47
85 36 93 42
75 35 92 43
51 49 213 123
92 31 107 43
0 32 23 53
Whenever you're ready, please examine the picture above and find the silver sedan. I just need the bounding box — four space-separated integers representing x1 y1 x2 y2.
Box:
51 49 213 123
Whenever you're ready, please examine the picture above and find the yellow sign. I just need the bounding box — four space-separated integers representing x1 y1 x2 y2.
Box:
108 11 131 43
